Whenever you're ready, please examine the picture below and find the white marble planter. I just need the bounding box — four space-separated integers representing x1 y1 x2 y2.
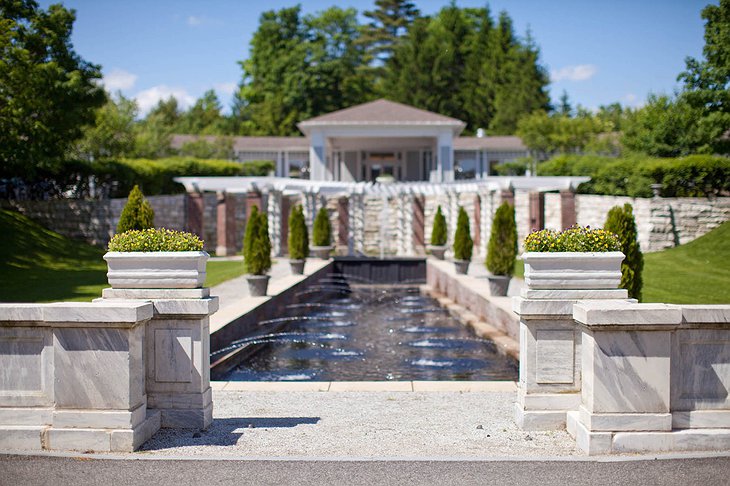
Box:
104 251 209 289
522 251 624 290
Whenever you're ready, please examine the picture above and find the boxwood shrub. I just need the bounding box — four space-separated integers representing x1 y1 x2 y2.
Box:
108 228 204 252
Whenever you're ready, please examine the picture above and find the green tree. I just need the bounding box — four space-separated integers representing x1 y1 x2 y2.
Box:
116 185 155 234
430 206 448 246
179 90 226 135
288 205 309 260
486 202 517 276
133 97 180 158
677 0 730 155
244 209 271 275
360 0 420 65
604 203 644 300
178 137 233 159
453 207 473 261
312 207 332 246
557 90 573 117
73 92 138 161
0 0 105 179
517 110 611 159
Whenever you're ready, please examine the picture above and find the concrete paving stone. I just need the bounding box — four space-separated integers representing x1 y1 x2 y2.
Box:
328 381 413 392
223 382 331 392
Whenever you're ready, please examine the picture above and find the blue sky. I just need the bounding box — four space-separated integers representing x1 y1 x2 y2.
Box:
40 0 713 116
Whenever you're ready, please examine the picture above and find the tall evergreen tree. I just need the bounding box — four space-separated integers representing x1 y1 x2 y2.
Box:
604 204 643 300
360 0 420 64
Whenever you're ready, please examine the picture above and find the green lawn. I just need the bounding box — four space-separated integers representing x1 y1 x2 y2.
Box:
0 209 245 303
642 220 729 304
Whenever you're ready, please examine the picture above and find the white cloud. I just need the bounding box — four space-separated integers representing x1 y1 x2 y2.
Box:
187 15 202 26
214 82 238 97
103 68 138 91
622 93 645 108
135 85 195 115
551 64 598 82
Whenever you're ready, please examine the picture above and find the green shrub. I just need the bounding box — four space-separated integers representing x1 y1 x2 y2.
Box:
108 228 203 252
605 204 644 300
431 206 448 246
312 207 331 247
524 226 621 252
493 157 529 176
116 185 155 234
453 207 473 261
537 153 730 197
243 205 259 273
244 210 272 275
288 205 309 260
486 202 517 276
240 160 276 176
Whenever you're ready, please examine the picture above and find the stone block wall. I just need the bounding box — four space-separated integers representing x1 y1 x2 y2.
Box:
5 192 728 255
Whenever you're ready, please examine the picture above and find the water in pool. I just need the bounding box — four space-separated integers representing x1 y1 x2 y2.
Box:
222 279 518 381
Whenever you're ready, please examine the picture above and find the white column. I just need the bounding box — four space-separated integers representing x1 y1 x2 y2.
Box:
438 130 454 183
309 130 326 181
267 189 282 256
348 192 365 255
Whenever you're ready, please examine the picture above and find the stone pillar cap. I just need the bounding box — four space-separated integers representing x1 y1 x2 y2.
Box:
573 301 682 327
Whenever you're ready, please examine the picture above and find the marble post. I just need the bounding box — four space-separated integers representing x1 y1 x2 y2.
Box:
100 288 218 430
348 192 365 255
513 284 629 430
0 302 160 452
337 196 349 255
280 196 291 256
568 302 730 455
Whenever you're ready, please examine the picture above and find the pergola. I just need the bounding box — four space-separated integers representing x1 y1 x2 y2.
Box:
174 175 590 257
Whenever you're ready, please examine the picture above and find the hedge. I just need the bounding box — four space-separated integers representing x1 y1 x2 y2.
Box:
537 154 730 198
55 157 275 198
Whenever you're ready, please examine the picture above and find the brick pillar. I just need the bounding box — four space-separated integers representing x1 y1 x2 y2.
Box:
186 192 204 238
473 194 481 249
560 189 577 230
412 195 425 254
215 191 236 256
500 189 515 208
246 190 262 219
281 196 291 255
337 196 348 252
529 192 545 232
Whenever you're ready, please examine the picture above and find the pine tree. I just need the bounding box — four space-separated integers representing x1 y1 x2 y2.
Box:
431 206 448 246
486 202 517 276
312 207 332 246
453 207 473 261
604 203 644 300
288 205 309 260
243 205 259 273
116 185 154 234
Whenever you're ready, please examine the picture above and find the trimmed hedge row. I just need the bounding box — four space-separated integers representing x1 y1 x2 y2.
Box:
59 157 274 198
537 154 730 198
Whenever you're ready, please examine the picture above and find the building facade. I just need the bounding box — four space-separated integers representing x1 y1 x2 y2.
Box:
171 99 528 182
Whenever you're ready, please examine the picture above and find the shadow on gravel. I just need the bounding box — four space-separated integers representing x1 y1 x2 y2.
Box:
139 417 322 450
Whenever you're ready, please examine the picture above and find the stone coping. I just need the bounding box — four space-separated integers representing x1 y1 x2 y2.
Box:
211 381 517 392
0 301 154 324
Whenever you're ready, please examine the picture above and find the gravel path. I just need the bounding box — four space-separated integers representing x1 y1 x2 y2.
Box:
139 390 579 458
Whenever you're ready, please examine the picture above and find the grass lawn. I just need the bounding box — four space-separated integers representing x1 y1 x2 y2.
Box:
0 209 245 303
642 220 729 304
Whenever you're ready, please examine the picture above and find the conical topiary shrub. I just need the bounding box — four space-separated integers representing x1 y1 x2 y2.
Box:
604 203 643 300
453 207 473 274
312 206 331 247
117 185 154 234
487 201 517 279
288 205 309 260
453 207 473 261
248 210 271 276
431 205 448 246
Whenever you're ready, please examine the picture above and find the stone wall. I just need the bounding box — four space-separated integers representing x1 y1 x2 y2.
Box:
5 192 728 255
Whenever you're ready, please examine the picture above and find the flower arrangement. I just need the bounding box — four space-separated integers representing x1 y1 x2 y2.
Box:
524 225 620 253
108 228 204 252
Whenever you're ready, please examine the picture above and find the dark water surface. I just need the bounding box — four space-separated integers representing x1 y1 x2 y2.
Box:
224 283 518 381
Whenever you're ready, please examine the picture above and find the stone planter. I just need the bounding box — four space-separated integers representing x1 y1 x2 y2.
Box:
104 251 209 289
246 275 270 297
310 245 332 260
454 260 470 275
522 251 625 290
487 275 511 296
428 245 447 260
289 259 305 275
